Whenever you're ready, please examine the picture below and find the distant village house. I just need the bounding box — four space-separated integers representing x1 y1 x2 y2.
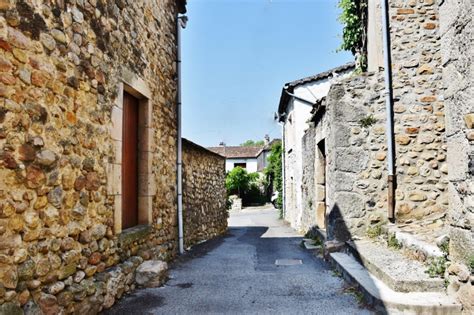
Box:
208 136 280 173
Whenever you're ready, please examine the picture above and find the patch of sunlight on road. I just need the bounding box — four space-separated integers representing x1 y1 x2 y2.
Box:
228 205 302 238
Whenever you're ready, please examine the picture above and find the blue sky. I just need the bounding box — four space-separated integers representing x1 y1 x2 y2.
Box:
181 0 353 147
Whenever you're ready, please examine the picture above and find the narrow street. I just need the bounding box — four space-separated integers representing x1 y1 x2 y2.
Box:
105 206 370 315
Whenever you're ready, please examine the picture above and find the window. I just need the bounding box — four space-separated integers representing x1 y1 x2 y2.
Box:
234 163 247 169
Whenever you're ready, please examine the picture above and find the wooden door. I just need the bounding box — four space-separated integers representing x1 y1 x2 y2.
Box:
122 92 139 229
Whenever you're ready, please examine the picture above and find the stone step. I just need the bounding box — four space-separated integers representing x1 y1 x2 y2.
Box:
303 240 321 250
346 240 445 293
330 252 462 315
382 224 445 259
314 228 327 242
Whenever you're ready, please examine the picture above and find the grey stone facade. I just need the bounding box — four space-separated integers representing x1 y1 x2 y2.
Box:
301 0 473 311
301 0 451 241
440 0 473 311
325 73 388 240
301 127 317 233
301 104 329 233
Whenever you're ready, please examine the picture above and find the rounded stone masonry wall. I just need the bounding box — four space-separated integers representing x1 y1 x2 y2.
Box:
325 0 450 242
389 0 448 223
325 70 448 242
182 139 228 248
0 0 181 313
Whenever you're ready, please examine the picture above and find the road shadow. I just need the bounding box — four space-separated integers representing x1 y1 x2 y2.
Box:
307 203 387 314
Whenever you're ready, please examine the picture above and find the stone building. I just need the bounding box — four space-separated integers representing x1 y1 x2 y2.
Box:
277 63 354 231
208 144 263 173
0 0 227 313
256 137 280 172
298 0 472 312
323 0 449 240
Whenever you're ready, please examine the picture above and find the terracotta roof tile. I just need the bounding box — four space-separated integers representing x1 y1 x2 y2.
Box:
207 146 263 159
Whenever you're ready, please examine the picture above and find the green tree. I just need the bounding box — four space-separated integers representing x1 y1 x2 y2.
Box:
265 141 283 210
225 167 251 198
338 0 368 72
240 140 265 147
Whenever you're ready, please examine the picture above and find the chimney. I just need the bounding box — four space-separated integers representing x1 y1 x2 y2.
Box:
264 134 270 146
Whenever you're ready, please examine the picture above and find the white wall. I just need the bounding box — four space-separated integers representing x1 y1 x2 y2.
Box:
225 158 258 173
283 70 352 231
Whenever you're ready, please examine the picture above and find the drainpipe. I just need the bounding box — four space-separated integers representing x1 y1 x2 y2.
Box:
380 0 396 222
281 122 286 218
177 14 188 255
284 90 316 106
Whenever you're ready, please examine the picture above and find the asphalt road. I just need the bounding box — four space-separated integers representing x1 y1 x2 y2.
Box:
104 205 371 315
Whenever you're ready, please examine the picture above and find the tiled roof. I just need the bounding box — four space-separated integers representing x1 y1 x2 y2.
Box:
277 62 355 116
284 62 355 89
207 146 263 159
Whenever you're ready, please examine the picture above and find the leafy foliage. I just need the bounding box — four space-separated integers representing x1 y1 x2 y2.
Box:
366 224 382 238
439 241 449 256
245 182 267 205
225 167 266 205
225 167 252 198
240 139 265 147
387 234 402 250
338 0 368 72
359 115 377 128
425 257 447 278
265 141 283 211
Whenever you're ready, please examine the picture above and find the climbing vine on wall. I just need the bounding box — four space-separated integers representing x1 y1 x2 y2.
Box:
338 0 368 72
265 142 283 214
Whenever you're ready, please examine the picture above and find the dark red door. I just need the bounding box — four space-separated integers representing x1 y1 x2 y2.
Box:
122 92 139 229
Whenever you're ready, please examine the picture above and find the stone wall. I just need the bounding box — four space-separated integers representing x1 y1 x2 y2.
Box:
182 139 227 248
323 0 449 241
0 0 182 313
389 0 448 223
301 107 329 233
301 127 317 233
326 73 388 240
439 0 473 311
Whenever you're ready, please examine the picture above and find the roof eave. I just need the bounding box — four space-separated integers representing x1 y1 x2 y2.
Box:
277 86 292 118
277 62 356 119
227 156 258 159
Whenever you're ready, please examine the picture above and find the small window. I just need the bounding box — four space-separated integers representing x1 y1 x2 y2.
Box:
234 163 247 169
